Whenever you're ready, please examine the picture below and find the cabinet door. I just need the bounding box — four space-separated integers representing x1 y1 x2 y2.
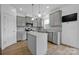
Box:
37 18 42 27
17 16 25 26
21 17 25 26
17 28 26 41
25 17 32 23
33 19 37 27
17 31 22 41
49 10 62 27
53 32 58 44
48 32 53 42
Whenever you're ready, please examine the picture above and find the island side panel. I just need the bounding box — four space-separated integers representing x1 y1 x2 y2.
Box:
36 34 48 55
28 34 36 55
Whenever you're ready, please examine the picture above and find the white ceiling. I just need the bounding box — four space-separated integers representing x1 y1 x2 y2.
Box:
10 4 66 17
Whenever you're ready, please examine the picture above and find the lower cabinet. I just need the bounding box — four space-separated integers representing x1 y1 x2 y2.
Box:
17 27 26 41
48 32 61 45
48 32 53 42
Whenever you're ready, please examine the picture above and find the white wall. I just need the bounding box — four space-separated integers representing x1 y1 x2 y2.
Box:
1 5 17 50
61 5 79 48
0 5 1 48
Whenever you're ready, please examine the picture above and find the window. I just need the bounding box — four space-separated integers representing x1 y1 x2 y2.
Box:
44 19 49 24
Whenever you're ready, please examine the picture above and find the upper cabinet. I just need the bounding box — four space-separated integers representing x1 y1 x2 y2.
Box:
37 18 43 27
33 18 43 27
49 10 62 27
17 16 25 27
25 16 32 23
44 10 62 32
33 19 37 27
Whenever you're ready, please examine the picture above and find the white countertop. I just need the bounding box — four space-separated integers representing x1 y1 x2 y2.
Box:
28 31 48 37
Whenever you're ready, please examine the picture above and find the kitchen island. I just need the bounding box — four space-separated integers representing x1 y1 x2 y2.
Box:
28 31 48 55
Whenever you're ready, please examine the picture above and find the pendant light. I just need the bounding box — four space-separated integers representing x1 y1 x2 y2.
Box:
32 4 34 20
38 4 42 17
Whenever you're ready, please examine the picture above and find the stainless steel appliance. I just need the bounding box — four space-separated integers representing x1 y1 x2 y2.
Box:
25 23 33 40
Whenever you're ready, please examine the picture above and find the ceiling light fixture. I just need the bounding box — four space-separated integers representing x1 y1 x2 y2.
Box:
38 4 42 17
11 9 16 12
46 6 49 8
38 13 41 17
31 4 34 21
20 8 22 11
32 18 34 20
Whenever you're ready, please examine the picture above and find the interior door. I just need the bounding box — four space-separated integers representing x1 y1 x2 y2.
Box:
3 12 16 49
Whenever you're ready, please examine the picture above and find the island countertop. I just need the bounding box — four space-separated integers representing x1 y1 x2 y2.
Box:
28 31 48 37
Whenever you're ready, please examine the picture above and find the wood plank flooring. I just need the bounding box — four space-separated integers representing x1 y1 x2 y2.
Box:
0 48 2 55
2 40 32 55
48 42 79 55
2 40 79 55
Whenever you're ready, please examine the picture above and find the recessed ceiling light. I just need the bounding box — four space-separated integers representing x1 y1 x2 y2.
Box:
46 6 49 8
38 13 42 17
32 18 34 21
11 9 16 12
20 8 22 11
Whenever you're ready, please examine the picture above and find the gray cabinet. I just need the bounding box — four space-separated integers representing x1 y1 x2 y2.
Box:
53 32 58 44
25 16 32 23
37 18 42 27
49 10 62 27
33 19 37 27
48 32 53 42
17 27 26 41
45 10 62 32
47 10 62 45
17 16 25 27
33 18 43 27
48 32 61 45
17 16 26 41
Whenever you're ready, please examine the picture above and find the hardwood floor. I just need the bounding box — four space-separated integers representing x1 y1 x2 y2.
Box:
48 42 79 55
2 40 79 55
0 48 2 55
2 40 32 55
